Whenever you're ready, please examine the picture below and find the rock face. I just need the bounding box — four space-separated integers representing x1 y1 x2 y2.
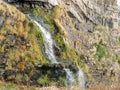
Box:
0 0 50 85
48 0 59 6
59 0 118 28
50 0 120 85
1 0 120 88
0 1 79 86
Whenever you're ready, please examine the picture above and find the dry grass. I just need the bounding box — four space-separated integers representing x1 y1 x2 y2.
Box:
35 84 120 90
0 82 83 90
88 83 120 90
1 81 120 90
35 86 83 90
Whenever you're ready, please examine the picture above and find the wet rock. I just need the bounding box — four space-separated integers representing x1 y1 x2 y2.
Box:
0 69 5 76
107 18 113 28
54 45 61 57
30 71 41 85
0 16 5 27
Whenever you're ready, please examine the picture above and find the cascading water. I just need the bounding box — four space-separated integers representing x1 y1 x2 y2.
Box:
27 15 85 88
77 67 85 88
65 67 85 88
64 68 75 86
27 15 58 64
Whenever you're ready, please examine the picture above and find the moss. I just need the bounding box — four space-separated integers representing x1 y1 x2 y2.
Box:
26 6 61 33
53 18 83 67
0 81 38 90
94 44 108 59
53 32 83 67
115 54 120 64
0 83 20 90
118 36 120 45
27 6 83 67
118 22 120 26
37 71 66 86
28 21 49 64
23 6 83 85
37 75 50 85
0 3 51 86
59 77 66 85
0 20 49 70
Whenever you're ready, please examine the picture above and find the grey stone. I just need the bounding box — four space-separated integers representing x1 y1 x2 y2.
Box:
0 16 5 26
87 24 94 33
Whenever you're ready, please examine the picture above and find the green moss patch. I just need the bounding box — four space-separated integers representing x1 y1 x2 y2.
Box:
26 6 83 67
115 54 120 64
94 44 108 59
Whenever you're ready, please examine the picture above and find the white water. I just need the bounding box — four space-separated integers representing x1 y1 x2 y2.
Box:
77 68 85 88
64 68 75 86
64 68 85 88
27 15 85 88
27 15 58 64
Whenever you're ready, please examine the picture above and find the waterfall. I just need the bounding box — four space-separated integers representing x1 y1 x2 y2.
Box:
77 68 85 88
27 15 85 88
64 67 85 88
64 68 75 86
27 15 58 64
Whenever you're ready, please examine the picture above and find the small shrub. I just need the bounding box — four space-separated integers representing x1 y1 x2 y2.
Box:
37 75 50 85
59 77 66 85
118 36 120 45
115 54 120 64
94 45 108 59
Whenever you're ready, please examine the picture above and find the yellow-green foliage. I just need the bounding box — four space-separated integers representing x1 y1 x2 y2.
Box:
118 36 120 45
115 54 120 64
118 23 120 26
94 44 108 59
0 1 48 71
0 82 20 90
59 77 66 85
0 81 38 90
28 6 83 67
27 21 49 65
37 75 50 85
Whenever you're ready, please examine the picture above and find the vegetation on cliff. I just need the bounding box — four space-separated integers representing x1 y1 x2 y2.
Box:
0 0 120 89
0 0 50 85
0 1 79 87
28 6 83 67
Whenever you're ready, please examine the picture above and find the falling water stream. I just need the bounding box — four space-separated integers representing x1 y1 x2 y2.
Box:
27 15 58 64
78 67 85 88
64 68 75 86
27 15 85 88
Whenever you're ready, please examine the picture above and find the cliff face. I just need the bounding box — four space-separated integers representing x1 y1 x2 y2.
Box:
51 0 120 84
0 0 51 85
58 0 117 26
0 0 120 88
53 0 118 48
